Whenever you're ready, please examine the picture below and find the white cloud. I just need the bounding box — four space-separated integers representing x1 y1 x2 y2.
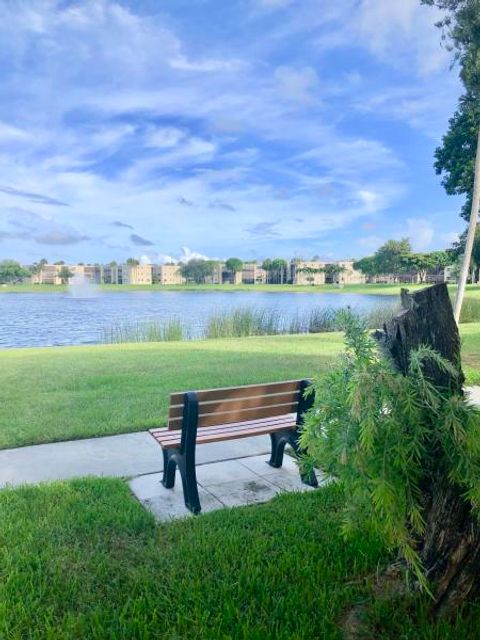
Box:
144 127 186 149
441 231 460 246
0 122 30 142
274 66 319 103
356 0 448 76
406 218 434 251
357 235 383 249
169 55 243 73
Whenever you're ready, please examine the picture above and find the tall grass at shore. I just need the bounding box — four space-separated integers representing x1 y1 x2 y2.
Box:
102 317 186 344
103 303 400 344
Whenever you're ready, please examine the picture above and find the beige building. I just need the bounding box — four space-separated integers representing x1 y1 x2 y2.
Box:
31 264 62 285
125 264 153 285
329 260 365 285
32 263 102 285
154 264 185 285
290 261 326 285
241 262 267 285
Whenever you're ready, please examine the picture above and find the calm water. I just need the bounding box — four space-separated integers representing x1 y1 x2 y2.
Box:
0 290 391 348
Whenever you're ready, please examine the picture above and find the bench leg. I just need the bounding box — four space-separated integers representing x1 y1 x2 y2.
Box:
268 432 288 468
289 435 318 488
269 431 318 487
177 457 201 515
162 449 177 489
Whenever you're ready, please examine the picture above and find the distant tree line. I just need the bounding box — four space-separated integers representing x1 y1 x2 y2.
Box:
353 239 452 283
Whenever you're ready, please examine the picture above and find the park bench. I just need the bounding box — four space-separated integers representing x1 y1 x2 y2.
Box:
149 378 317 514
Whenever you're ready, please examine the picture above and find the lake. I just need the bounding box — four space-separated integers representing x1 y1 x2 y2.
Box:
0 290 394 348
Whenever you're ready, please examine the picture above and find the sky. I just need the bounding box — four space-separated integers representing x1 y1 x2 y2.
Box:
0 0 469 265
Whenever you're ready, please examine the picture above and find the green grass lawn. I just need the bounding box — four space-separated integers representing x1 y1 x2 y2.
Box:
1 327 480 451
4 281 478 295
0 478 476 639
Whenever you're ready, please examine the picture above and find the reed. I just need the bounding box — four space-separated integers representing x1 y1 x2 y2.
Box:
102 303 403 343
102 317 185 343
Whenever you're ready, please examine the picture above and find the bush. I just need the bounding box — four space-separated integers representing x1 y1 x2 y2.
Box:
299 311 480 586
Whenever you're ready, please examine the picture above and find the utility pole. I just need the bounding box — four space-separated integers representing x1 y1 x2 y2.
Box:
454 128 480 324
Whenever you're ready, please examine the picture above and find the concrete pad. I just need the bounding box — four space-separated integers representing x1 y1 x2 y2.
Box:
0 432 270 488
195 459 258 487
205 477 280 508
145 484 224 521
239 452 298 475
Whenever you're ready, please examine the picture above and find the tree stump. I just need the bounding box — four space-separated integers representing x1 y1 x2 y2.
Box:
374 283 480 617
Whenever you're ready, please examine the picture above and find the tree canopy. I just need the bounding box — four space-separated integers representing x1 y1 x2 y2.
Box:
0 260 29 284
353 239 451 282
225 258 243 273
180 259 218 284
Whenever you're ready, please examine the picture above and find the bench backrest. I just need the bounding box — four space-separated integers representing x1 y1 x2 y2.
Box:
168 379 310 430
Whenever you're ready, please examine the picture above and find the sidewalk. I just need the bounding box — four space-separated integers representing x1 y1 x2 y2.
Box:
0 431 271 488
0 386 477 521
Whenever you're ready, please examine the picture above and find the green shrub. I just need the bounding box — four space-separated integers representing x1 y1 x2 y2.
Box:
300 311 480 586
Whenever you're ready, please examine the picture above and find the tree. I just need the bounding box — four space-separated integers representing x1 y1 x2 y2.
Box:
353 256 378 279
126 258 140 266
58 266 74 284
270 258 288 284
29 258 48 276
451 224 480 282
301 285 480 621
400 253 436 283
422 0 480 321
261 259 272 284
180 259 216 284
374 238 412 281
0 260 29 284
225 258 243 283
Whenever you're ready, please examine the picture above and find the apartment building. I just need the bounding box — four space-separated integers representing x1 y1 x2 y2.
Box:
31 264 62 285
241 262 267 285
31 263 102 285
125 264 153 285
153 264 185 285
29 258 368 287
290 261 326 285
332 260 365 285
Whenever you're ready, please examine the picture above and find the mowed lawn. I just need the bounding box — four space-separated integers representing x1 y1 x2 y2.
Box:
0 333 343 449
1 326 480 450
1 478 478 639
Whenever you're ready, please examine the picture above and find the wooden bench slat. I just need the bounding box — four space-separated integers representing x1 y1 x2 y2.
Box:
153 419 297 448
169 380 300 405
168 402 299 429
198 402 298 427
168 390 300 420
153 414 296 442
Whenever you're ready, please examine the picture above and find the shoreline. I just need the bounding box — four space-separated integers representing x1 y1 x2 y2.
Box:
0 282 453 296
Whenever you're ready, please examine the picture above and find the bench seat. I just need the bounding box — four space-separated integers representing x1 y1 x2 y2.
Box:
150 413 297 448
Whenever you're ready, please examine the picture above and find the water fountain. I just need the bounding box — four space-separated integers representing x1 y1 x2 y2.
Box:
68 273 99 298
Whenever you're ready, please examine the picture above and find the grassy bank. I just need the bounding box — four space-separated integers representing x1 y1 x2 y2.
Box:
0 281 454 294
1 327 480 450
0 479 476 639
4 281 480 298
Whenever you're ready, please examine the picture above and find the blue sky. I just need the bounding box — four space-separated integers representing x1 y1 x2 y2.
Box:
0 0 467 264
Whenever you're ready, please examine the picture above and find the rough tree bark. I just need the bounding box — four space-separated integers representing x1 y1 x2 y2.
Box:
375 283 480 617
